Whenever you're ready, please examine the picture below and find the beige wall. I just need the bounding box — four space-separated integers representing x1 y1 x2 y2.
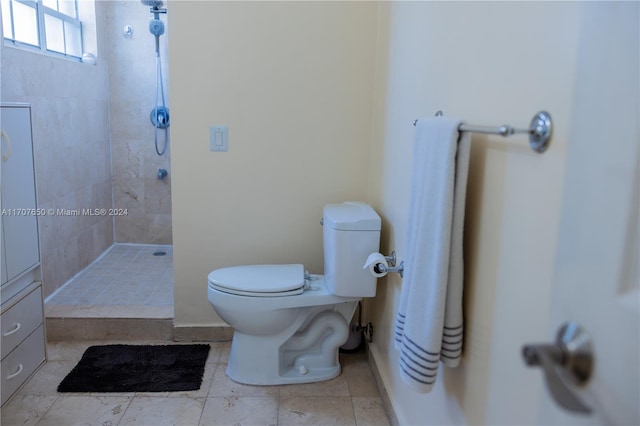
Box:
368 2 584 424
105 0 172 244
169 1 378 326
1 2 113 298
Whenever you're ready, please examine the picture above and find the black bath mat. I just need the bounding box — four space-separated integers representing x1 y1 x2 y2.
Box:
58 344 210 393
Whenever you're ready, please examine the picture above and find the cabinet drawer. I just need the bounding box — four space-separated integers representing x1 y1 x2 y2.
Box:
1 286 43 359
1 325 45 406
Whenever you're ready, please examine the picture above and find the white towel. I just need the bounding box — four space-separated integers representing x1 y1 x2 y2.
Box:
394 116 470 393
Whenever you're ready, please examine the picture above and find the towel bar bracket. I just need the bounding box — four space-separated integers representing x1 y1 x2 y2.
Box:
528 111 552 153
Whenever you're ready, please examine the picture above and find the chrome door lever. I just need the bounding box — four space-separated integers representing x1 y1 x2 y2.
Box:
522 322 593 414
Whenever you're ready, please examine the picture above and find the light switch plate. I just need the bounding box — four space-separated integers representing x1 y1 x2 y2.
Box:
209 126 228 152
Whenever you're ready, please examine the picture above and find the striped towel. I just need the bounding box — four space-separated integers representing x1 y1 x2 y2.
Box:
394 116 470 393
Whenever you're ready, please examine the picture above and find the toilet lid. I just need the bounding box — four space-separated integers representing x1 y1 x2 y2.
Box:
208 264 305 297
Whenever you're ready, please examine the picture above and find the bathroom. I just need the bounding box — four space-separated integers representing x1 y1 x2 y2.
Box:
1 0 638 425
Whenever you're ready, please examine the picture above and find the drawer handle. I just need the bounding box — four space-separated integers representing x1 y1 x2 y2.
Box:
3 322 21 337
6 364 23 380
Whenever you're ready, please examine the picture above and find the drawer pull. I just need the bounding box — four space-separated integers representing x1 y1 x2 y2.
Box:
6 364 24 380
3 323 21 337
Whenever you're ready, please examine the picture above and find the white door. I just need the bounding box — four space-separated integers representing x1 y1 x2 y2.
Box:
529 3 639 425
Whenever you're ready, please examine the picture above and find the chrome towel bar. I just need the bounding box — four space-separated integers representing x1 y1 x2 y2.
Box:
413 110 553 153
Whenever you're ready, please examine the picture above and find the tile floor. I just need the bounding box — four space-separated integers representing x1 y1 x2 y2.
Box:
1 340 390 426
45 244 174 319
32 244 391 424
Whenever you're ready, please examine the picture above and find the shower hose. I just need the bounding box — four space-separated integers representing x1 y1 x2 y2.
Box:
154 51 168 156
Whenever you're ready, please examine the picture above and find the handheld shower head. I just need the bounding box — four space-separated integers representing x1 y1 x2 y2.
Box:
149 19 165 37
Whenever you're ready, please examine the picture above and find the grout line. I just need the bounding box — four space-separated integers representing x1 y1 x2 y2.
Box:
38 395 61 424
114 394 136 426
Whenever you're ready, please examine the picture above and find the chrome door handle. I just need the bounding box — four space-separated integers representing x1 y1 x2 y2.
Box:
522 322 593 414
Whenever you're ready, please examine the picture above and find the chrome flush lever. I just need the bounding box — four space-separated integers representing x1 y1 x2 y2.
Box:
522 322 594 414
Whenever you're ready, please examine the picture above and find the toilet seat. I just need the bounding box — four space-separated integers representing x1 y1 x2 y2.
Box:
208 264 305 297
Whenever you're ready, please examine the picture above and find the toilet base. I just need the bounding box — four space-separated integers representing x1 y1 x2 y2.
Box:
225 305 355 385
226 362 341 386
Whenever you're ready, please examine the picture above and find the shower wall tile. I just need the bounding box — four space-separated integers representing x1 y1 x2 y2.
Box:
143 176 172 215
105 0 172 245
114 214 172 245
77 228 97 270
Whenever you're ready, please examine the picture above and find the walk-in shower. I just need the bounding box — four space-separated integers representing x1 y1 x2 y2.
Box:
45 1 175 332
142 0 170 158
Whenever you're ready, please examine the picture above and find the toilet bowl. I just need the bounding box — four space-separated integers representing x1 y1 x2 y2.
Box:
208 267 360 385
207 202 381 385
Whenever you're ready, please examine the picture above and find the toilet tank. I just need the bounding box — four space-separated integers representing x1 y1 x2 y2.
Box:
323 202 381 297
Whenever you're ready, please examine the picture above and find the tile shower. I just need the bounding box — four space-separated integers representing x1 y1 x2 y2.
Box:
46 245 174 318
1 1 173 324
58 0 170 323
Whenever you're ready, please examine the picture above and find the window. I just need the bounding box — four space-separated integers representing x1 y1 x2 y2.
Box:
2 0 83 59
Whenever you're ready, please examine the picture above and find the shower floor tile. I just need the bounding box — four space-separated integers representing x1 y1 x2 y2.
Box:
45 244 174 319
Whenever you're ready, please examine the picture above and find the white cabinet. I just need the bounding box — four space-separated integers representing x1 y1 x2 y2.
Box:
1 105 40 286
0 104 46 407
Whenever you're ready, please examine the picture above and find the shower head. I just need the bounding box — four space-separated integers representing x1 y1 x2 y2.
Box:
141 0 163 8
149 19 165 37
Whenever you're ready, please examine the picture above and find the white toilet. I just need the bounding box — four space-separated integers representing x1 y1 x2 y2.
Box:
207 201 381 385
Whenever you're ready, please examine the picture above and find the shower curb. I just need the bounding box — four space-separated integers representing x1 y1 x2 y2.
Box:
45 317 234 343
173 325 234 342
45 317 174 341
